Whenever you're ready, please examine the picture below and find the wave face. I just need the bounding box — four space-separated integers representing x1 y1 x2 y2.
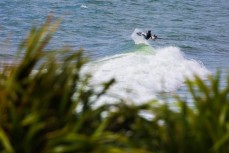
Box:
83 35 210 104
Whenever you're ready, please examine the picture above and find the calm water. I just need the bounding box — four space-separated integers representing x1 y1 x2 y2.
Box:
0 0 228 102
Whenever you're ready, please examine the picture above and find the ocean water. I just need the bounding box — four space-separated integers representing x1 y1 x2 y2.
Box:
0 0 228 103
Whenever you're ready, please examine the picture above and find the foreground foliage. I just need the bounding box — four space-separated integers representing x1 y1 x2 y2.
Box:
0 18 228 153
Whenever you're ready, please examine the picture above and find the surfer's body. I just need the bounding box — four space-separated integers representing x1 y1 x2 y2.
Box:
143 30 152 40
137 30 158 40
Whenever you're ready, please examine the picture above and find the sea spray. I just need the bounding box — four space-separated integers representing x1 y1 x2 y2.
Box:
131 28 150 45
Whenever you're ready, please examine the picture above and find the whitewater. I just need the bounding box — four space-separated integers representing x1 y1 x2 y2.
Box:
82 29 210 104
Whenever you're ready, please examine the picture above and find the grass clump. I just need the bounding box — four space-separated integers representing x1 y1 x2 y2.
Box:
0 18 122 153
0 18 228 153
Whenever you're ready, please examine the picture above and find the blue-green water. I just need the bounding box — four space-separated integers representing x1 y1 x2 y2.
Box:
1 0 228 102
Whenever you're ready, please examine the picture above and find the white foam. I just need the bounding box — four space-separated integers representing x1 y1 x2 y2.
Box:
82 46 210 105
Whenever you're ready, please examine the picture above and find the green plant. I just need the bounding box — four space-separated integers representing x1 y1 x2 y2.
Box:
0 17 130 153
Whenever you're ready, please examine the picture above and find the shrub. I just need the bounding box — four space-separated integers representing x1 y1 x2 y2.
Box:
0 18 125 153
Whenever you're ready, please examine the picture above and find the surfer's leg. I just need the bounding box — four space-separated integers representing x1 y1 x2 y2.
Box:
142 34 147 39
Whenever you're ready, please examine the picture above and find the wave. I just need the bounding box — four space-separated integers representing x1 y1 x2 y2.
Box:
82 30 210 105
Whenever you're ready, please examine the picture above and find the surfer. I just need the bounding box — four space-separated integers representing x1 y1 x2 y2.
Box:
144 30 152 40
143 30 158 40
137 30 158 40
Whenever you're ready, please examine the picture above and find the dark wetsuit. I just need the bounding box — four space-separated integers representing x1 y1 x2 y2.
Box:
145 31 152 40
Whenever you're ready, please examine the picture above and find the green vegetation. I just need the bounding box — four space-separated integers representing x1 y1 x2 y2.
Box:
0 18 228 153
